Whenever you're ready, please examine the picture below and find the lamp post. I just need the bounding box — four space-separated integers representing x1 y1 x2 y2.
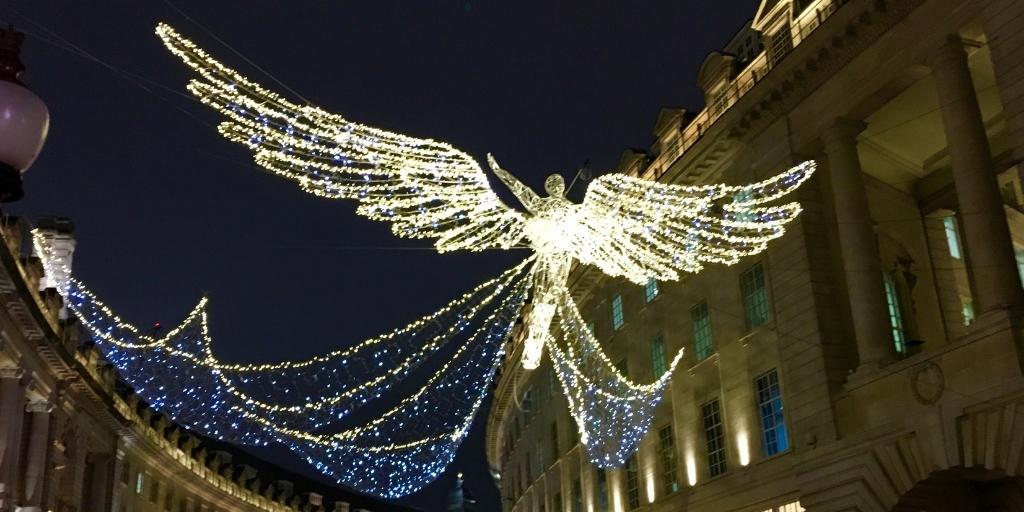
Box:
0 26 49 203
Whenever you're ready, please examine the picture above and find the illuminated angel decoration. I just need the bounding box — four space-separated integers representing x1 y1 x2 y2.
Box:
37 24 816 497
155 23 814 370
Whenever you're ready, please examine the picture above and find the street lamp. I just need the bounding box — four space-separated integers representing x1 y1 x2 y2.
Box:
0 26 49 202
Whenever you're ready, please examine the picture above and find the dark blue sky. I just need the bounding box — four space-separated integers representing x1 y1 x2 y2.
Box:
5 1 754 508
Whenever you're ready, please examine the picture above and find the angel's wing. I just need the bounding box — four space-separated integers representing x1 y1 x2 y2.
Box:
575 161 816 284
156 24 525 252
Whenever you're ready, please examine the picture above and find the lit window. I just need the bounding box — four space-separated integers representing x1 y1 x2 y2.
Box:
943 216 962 260
733 189 755 223
702 399 727 477
741 263 771 328
883 272 907 355
691 301 714 361
960 295 975 326
644 278 660 303
136 472 145 495
596 467 609 512
650 334 667 378
1015 245 1024 288
611 295 625 330
658 424 679 494
626 455 641 510
755 369 789 457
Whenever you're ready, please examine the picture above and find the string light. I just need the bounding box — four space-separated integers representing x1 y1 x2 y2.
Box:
154 23 814 370
26 23 820 496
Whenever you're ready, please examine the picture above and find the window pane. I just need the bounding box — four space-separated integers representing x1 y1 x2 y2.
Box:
645 278 660 303
883 272 907 355
650 334 667 378
755 370 789 456
944 216 962 260
658 424 679 494
596 468 609 512
611 295 625 330
626 455 641 510
702 400 727 477
741 263 771 328
691 301 714 361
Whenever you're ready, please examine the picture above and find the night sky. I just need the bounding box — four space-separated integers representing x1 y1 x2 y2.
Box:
5 1 755 509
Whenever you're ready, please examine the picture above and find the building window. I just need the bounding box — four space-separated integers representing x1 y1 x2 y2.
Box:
553 492 562 512
551 421 560 456
650 333 667 378
767 25 793 66
733 189 755 223
702 400 727 477
961 295 975 326
1015 245 1024 288
587 321 596 337
595 468 609 512
568 420 579 448
180 498 190 512
120 460 131 485
755 369 790 457
615 358 629 380
741 263 771 329
548 368 557 396
691 301 714 360
611 294 625 330
525 452 532 482
883 272 907 355
943 215 962 260
150 478 160 502
625 455 641 510
644 278 660 303
658 424 679 494
572 478 583 512
537 441 545 477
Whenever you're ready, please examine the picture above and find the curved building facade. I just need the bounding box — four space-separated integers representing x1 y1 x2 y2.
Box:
487 0 1024 510
0 217 417 512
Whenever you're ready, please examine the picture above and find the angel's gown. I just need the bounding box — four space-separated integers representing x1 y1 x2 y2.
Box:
521 195 574 369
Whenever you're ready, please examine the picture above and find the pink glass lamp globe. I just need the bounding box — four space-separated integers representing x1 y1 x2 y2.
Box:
0 27 49 203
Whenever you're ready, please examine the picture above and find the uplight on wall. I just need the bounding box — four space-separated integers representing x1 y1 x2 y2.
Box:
738 432 751 466
685 451 698 486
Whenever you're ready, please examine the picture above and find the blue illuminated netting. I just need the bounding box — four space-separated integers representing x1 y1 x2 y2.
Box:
65 259 532 499
547 290 684 469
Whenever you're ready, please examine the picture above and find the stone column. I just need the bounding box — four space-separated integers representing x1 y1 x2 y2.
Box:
821 119 896 370
980 0 1024 165
0 367 26 509
931 36 1024 313
20 399 53 511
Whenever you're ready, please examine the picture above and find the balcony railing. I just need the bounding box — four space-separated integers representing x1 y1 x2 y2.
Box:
639 0 850 182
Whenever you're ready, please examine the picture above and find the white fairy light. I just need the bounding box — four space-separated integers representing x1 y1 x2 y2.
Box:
25 23 818 496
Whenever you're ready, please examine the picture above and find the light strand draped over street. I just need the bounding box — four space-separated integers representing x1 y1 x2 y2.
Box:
21 22 816 499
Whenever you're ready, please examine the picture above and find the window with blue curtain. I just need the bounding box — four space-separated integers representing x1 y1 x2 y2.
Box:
755 369 789 456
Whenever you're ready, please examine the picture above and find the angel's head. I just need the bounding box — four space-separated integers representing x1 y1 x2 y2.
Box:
545 174 566 197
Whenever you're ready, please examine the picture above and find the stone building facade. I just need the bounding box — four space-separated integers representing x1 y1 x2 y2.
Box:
0 216 416 512
486 0 1024 510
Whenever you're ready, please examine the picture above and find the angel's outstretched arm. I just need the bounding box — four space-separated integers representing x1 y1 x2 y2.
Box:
488 154 542 213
